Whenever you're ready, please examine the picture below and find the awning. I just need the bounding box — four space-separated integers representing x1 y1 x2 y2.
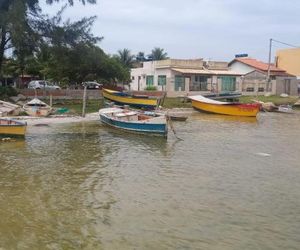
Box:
171 68 242 76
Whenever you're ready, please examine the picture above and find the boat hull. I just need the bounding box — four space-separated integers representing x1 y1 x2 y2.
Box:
0 120 26 137
100 113 167 137
23 107 52 117
102 89 158 109
191 100 260 117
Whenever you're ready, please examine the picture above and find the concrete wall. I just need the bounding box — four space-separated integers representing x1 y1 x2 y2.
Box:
276 48 300 77
156 59 203 69
275 77 298 96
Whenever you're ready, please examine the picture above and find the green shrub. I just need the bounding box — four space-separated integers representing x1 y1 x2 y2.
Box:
0 86 18 99
144 85 157 91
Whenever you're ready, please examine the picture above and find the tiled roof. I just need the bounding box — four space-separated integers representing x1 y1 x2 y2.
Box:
233 58 285 72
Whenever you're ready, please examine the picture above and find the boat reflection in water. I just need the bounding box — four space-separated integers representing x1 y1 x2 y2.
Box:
191 112 258 124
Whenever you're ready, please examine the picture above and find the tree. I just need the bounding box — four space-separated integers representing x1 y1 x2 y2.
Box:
135 51 146 62
115 48 135 68
149 47 168 61
0 0 97 74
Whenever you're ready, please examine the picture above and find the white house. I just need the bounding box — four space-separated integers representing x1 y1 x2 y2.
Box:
229 57 298 96
130 59 241 97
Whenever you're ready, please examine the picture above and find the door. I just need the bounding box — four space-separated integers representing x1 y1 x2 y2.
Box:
284 79 291 94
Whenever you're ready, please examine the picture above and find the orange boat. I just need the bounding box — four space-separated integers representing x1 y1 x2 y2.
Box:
189 95 260 117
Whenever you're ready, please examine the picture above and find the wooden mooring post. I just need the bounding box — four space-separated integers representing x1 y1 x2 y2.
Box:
82 85 87 117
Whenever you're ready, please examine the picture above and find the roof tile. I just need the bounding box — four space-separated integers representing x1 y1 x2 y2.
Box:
235 58 285 72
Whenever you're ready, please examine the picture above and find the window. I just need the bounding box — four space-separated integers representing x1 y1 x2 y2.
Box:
131 76 135 80
175 75 185 91
158 75 166 86
191 75 208 91
258 87 264 92
221 76 236 91
146 75 154 86
246 87 254 92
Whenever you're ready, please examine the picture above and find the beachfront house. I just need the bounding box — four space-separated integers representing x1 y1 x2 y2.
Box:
229 57 298 96
130 59 241 97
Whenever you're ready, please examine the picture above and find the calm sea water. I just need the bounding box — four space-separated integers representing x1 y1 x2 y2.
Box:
0 112 300 249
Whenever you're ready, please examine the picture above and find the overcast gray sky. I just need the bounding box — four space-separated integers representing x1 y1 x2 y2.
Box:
41 0 300 62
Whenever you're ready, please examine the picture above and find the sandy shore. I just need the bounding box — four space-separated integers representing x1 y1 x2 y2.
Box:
2 113 100 126
2 108 195 126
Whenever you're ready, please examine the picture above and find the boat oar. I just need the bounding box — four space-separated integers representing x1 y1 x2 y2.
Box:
166 114 183 141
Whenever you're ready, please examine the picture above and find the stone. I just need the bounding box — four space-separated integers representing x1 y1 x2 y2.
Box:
17 94 27 101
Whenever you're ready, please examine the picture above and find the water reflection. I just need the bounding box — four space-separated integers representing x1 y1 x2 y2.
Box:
191 112 258 123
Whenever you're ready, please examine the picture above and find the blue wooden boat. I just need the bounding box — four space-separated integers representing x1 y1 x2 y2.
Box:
99 107 168 137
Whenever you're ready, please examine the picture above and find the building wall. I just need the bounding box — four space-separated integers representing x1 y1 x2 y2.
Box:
156 59 203 69
131 59 240 97
229 61 256 74
275 77 298 96
276 48 300 78
242 71 268 94
130 61 172 91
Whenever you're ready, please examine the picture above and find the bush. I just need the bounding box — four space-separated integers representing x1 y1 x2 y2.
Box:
0 86 18 99
144 85 157 91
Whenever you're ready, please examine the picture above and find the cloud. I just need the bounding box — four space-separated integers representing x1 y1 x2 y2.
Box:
41 0 300 61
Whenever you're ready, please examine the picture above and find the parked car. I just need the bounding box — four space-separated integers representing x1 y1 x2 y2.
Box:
28 80 61 90
82 81 103 89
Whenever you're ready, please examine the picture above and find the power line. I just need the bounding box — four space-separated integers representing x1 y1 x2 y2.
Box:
272 39 300 48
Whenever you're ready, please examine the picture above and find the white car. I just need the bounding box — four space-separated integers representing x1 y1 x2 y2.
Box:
82 81 103 89
28 80 61 90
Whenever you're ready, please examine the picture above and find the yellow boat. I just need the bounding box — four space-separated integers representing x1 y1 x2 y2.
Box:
102 88 161 109
0 118 27 137
189 95 260 117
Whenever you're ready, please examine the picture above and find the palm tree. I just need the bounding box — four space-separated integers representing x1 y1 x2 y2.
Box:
149 47 168 61
116 48 134 68
135 51 146 62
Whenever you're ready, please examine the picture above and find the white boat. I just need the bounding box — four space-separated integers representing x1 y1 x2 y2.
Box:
99 107 168 137
23 98 52 117
0 100 21 117
276 105 294 114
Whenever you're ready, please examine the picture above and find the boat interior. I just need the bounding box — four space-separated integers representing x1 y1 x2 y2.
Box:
110 111 152 122
0 119 21 126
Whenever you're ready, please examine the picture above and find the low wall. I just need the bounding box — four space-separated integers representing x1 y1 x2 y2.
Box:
20 89 102 99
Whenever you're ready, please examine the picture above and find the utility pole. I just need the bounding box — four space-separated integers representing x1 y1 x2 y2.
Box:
266 38 272 92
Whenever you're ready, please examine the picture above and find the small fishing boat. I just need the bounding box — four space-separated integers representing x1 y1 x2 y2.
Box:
0 118 27 137
99 107 168 137
189 95 260 117
276 105 294 114
102 88 162 109
23 98 52 117
168 115 188 121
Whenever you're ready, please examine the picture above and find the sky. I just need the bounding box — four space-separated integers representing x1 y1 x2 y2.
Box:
41 0 300 62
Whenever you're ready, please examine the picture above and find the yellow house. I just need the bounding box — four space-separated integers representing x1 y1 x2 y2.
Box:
276 48 300 77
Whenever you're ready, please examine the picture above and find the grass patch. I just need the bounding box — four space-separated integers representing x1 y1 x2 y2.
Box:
53 99 103 114
162 97 192 108
239 95 299 105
